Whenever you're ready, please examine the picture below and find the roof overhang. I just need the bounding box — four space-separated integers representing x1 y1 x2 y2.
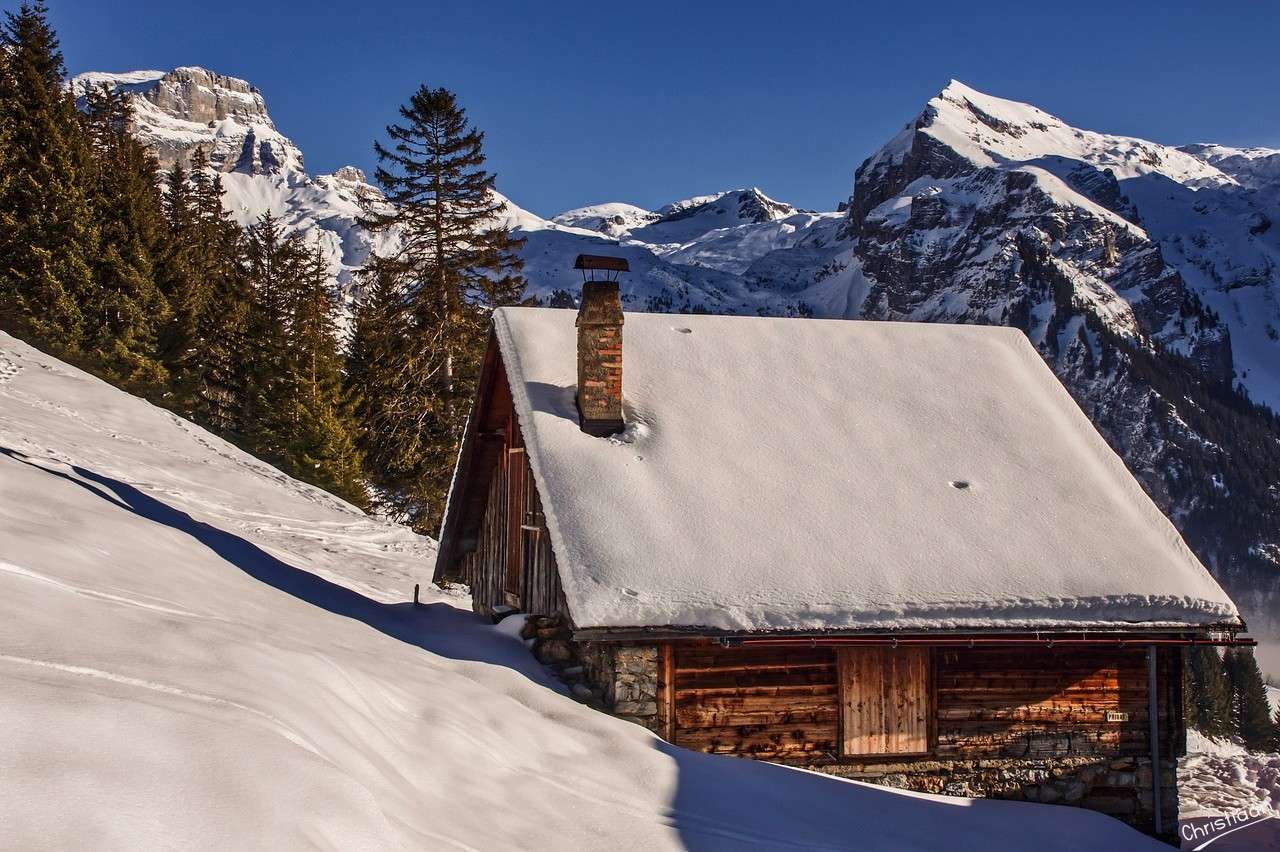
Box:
571 624 1251 645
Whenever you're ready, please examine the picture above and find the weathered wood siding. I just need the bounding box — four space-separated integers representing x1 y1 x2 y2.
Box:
462 442 565 620
517 465 562 616
839 647 930 756
669 645 839 760
462 462 507 613
665 643 1181 764
933 647 1181 760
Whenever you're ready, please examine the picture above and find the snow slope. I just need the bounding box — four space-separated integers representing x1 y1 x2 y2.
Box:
552 201 659 237
0 332 1175 850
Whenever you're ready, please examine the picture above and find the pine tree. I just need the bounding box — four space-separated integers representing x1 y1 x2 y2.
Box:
80 82 171 395
167 149 251 435
240 212 296 459
285 245 367 506
347 262 429 521
0 2 98 353
1223 647 1280 752
1185 645 1233 738
157 161 203 384
239 215 366 505
357 85 525 530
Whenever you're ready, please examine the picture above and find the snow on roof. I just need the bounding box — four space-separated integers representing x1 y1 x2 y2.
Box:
490 307 1239 632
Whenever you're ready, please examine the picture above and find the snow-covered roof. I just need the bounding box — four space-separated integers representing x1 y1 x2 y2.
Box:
481 308 1239 633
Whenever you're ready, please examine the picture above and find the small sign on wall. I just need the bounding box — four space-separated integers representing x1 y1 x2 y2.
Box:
1105 710 1129 722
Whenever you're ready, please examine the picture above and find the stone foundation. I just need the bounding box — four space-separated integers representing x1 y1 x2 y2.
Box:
581 643 660 731
521 616 660 732
820 755 1179 839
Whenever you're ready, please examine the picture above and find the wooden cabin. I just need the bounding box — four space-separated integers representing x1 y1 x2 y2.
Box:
435 267 1248 840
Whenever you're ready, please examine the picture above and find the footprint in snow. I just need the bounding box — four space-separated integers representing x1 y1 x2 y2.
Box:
0 353 21 385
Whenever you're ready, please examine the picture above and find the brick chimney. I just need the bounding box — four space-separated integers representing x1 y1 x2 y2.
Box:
574 257 626 436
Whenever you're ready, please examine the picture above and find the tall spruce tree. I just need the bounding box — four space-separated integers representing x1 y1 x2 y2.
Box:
355 85 525 530
239 214 366 506
1224 648 1280 751
0 2 97 353
284 244 367 506
163 149 251 435
80 82 171 395
241 212 295 459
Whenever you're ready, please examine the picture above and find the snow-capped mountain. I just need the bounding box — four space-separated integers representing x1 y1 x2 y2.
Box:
69 68 395 304
71 67 302 175
770 80 1280 658
551 202 658 237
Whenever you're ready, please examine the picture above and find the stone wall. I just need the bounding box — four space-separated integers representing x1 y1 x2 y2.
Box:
820 755 1179 840
521 617 660 732
581 643 660 732
575 281 625 437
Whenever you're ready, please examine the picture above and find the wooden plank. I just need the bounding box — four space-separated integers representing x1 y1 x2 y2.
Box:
671 644 839 757
676 723 838 756
660 644 675 742
503 447 524 599
675 668 836 693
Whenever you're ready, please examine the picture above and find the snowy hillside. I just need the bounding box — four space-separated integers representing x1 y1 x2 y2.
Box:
0 333 1179 849
1180 729 1280 830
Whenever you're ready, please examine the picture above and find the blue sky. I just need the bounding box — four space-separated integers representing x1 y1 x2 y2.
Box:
41 0 1280 217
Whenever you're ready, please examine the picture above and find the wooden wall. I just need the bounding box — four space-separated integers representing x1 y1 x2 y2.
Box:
662 643 1182 765
668 645 839 760
461 429 565 620
933 647 1180 760
839 647 930 756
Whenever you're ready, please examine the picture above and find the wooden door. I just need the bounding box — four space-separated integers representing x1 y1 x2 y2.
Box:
838 647 931 756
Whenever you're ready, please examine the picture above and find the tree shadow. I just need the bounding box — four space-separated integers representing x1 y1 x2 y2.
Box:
0 446 555 687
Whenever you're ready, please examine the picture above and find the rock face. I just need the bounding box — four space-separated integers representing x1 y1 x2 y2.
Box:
144 66 270 126
72 67 302 175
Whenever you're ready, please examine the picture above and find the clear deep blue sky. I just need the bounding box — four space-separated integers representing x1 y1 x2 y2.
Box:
38 0 1280 217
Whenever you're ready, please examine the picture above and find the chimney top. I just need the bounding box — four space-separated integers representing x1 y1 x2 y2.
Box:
574 254 630 273
574 254 629 284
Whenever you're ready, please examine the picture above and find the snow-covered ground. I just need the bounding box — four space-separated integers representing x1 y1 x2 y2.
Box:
0 332 1176 849
1180 730 1280 822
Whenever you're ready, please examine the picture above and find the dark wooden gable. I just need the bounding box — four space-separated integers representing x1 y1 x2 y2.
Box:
435 330 567 620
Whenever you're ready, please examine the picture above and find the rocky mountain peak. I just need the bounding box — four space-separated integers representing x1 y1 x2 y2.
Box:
70 66 301 176
143 66 274 128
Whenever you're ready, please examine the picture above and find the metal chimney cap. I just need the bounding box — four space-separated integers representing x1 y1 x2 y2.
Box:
574 254 630 273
